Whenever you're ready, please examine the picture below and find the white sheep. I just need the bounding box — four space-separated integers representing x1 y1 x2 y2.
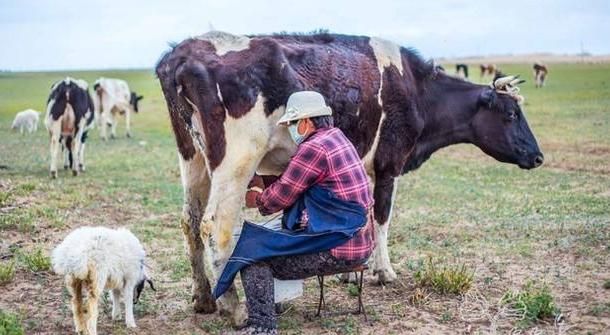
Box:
11 109 40 134
52 226 155 335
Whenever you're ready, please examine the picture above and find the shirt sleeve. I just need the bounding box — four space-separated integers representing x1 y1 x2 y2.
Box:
257 141 328 215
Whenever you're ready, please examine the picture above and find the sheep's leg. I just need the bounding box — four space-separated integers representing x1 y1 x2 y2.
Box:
178 150 216 314
125 110 132 138
123 282 136 328
67 277 86 333
111 289 121 321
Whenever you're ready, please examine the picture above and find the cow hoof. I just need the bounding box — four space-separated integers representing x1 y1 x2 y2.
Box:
192 295 216 314
232 304 248 328
72 170 79 177
79 164 85 172
374 268 397 284
63 165 69 170
126 133 131 138
50 171 58 179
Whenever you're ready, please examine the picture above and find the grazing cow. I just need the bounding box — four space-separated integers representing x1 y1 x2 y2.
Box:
156 31 544 321
11 109 40 134
480 64 498 78
45 77 95 178
93 77 143 140
533 63 548 88
455 63 469 79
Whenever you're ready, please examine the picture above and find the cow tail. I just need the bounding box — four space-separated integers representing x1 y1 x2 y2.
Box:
156 59 198 161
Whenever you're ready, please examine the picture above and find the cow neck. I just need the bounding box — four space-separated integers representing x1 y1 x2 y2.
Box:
404 77 483 173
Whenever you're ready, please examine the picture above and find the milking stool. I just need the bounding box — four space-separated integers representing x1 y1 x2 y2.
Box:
315 263 369 321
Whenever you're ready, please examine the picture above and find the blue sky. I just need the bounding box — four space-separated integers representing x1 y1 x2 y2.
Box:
1 0 608 71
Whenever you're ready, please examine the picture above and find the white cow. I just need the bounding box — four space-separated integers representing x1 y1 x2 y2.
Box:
11 109 40 134
92 78 143 140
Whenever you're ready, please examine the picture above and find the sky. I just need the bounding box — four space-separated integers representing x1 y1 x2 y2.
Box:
1 0 609 71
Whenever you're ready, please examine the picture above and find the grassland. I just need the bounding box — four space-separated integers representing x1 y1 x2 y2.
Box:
0 63 608 334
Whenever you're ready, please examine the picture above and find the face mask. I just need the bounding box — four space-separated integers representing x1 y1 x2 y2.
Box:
288 120 306 144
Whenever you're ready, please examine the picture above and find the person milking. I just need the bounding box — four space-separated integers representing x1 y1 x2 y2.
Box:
213 91 375 335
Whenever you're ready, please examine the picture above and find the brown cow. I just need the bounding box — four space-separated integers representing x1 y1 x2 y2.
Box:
156 31 543 322
480 63 498 78
533 63 548 88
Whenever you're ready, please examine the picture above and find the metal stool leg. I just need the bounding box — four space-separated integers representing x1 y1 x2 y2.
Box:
357 270 368 321
316 275 325 317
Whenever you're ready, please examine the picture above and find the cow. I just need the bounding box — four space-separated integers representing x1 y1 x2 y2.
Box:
533 63 548 88
480 63 498 79
45 77 95 178
156 31 544 323
455 63 469 79
93 77 143 140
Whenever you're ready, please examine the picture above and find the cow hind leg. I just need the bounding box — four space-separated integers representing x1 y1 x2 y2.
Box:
48 121 61 178
179 151 217 314
372 178 399 284
202 154 265 326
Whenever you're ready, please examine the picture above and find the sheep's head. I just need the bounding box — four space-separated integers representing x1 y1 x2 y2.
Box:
134 266 156 304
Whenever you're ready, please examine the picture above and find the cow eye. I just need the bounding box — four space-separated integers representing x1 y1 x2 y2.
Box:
507 110 517 121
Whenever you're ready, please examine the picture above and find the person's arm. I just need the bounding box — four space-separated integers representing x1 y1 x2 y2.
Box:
256 142 328 215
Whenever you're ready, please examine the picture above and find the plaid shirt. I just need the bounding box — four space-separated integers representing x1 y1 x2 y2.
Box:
257 127 375 260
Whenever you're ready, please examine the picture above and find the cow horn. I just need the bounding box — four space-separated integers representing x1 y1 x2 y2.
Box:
494 76 515 88
510 78 526 86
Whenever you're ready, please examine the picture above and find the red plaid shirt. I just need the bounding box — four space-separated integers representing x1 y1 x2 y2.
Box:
257 127 375 260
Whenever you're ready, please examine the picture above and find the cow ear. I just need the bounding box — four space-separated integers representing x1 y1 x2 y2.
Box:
478 89 496 109
137 95 144 101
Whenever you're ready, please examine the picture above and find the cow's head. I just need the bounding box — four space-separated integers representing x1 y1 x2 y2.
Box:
130 92 144 113
471 76 543 169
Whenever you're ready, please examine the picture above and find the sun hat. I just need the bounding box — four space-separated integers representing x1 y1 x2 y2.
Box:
277 91 332 125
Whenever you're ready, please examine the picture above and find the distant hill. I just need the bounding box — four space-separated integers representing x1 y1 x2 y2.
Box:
440 53 610 64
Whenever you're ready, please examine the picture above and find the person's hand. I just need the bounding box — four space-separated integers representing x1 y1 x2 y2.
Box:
245 186 262 208
245 175 265 208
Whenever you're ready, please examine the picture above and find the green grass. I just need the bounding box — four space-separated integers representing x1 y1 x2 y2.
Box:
18 248 51 273
413 258 474 295
0 262 16 285
501 281 559 326
0 64 608 334
0 310 24 335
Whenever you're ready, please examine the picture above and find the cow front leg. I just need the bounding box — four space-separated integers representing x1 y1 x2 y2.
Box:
179 152 216 314
372 177 398 283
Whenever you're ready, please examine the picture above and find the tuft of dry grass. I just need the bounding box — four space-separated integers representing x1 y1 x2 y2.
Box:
414 258 474 295
500 281 559 327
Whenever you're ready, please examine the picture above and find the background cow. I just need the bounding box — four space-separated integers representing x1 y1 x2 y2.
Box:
455 63 469 79
156 31 543 322
533 63 548 87
480 63 498 78
93 77 143 140
45 77 95 178
11 109 40 134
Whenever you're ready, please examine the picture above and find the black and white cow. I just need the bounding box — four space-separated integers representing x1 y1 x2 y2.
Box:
93 77 143 140
156 31 543 322
45 77 95 178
